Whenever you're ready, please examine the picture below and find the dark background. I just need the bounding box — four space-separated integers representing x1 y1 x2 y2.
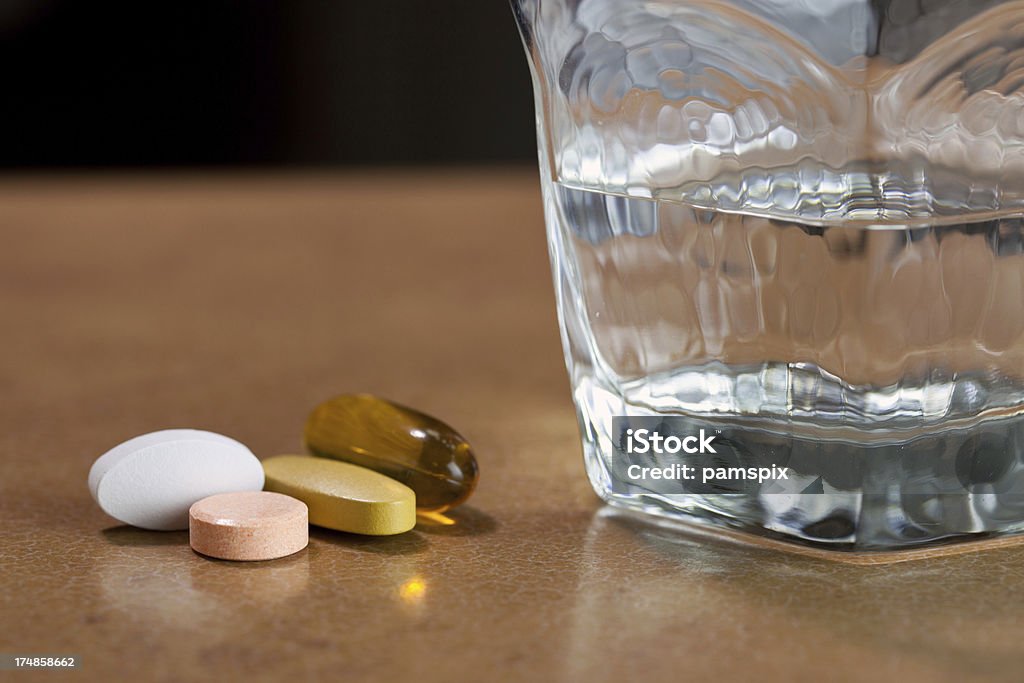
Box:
0 1 536 167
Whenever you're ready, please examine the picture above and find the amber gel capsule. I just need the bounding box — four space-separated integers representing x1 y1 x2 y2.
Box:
304 394 478 512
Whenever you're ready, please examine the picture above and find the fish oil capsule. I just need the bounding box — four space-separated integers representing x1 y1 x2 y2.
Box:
304 394 478 512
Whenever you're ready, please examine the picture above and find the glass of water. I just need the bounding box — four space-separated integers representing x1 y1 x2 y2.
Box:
513 0 1024 550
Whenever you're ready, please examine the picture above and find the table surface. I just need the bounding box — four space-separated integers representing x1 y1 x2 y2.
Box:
3 170 1024 683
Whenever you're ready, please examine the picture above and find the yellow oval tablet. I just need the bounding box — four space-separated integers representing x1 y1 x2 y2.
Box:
262 454 416 535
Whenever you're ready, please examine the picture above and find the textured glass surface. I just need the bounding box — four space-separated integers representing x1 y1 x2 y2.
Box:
514 0 1024 549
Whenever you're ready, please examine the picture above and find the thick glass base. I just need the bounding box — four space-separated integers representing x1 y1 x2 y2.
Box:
576 377 1024 551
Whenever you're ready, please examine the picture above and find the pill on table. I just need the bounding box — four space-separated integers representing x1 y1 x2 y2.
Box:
262 454 416 535
88 429 265 531
189 491 308 561
304 394 479 512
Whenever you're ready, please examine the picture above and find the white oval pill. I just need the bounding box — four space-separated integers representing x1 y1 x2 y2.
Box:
89 429 265 530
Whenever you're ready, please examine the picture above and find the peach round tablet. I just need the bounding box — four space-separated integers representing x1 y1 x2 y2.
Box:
189 491 308 561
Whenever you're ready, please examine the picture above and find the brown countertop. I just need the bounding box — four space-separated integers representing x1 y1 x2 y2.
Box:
2 169 1023 682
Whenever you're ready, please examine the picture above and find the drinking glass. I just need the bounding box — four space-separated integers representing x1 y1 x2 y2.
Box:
513 0 1024 550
